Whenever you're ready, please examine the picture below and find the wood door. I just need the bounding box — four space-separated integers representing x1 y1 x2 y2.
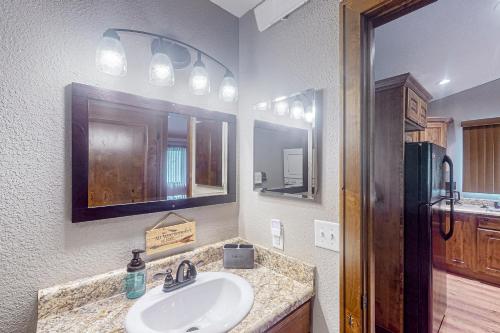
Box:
477 228 500 278
406 88 421 125
446 213 475 272
88 104 163 207
195 120 223 186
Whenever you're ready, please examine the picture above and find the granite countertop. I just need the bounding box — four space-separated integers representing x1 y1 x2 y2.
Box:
36 238 315 333
446 203 500 217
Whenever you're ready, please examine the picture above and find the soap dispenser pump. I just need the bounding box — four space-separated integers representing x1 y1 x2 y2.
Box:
125 249 146 299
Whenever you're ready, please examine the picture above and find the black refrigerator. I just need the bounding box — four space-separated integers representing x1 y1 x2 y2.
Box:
404 142 455 333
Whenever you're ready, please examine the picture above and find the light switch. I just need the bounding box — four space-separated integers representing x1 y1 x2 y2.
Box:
271 219 284 250
314 220 339 252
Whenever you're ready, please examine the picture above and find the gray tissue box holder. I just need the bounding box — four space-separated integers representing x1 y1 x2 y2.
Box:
223 244 255 269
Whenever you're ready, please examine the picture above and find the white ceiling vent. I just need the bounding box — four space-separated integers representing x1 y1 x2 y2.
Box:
254 0 309 32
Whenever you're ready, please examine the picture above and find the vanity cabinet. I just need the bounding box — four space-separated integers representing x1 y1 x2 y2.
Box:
445 212 500 286
266 301 311 333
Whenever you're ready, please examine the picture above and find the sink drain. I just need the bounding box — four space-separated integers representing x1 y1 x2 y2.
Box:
186 327 199 332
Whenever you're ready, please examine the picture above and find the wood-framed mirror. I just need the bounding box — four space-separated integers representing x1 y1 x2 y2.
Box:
72 83 236 222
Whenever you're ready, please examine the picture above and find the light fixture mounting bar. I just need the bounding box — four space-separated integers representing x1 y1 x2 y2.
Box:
107 28 232 74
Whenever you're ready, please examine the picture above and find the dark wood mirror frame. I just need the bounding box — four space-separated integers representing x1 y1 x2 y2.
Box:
72 83 236 223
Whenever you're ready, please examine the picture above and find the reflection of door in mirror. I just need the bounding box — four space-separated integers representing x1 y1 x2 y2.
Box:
195 119 223 187
283 148 304 187
88 101 162 207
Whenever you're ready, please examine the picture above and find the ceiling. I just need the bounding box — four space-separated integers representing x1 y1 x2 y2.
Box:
374 0 500 101
210 0 262 18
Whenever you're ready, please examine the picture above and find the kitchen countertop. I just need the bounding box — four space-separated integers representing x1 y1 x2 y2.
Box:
36 238 315 333
447 203 500 217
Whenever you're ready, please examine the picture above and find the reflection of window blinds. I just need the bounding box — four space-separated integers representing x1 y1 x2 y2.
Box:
166 146 188 200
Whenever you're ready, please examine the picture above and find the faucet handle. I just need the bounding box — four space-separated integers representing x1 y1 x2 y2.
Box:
153 268 173 280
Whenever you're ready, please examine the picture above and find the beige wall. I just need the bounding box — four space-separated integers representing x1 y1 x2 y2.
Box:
238 1 341 332
0 1 238 332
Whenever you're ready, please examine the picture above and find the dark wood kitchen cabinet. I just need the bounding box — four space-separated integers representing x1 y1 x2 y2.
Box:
374 73 432 333
445 213 476 272
445 212 500 286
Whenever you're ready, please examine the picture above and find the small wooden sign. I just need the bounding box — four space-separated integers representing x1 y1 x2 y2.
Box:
146 212 196 255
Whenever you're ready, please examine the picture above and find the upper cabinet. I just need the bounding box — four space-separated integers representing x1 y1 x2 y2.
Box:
406 117 453 148
376 73 432 131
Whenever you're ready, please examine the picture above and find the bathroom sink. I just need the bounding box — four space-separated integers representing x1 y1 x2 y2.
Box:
125 272 254 333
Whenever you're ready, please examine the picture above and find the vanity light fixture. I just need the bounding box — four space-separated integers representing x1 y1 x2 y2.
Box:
96 28 237 102
149 39 175 87
290 99 305 120
96 29 127 76
439 78 451 86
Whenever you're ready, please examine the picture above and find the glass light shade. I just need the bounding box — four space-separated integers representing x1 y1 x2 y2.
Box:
149 52 174 86
304 106 315 123
189 64 210 96
290 100 305 120
274 100 289 116
219 74 238 102
96 36 127 76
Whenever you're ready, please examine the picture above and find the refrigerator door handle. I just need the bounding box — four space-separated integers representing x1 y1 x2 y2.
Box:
441 155 455 241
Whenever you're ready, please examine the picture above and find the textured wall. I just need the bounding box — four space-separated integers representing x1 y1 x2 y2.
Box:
429 78 500 195
238 1 341 332
0 1 238 332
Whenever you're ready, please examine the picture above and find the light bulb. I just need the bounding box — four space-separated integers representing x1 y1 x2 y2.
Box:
290 100 305 119
149 40 174 87
304 106 315 123
96 30 127 76
189 52 210 96
274 100 289 116
219 71 238 102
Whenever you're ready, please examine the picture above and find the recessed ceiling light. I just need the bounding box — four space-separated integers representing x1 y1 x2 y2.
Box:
439 78 451 86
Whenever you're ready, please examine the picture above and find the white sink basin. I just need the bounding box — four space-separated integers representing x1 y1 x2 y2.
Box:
125 272 254 333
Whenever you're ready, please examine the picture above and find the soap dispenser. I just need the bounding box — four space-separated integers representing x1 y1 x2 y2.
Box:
125 249 146 299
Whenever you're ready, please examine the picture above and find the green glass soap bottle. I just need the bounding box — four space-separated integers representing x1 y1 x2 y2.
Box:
125 249 146 299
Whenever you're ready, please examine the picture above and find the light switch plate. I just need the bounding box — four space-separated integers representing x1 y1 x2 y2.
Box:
314 220 339 252
271 219 284 250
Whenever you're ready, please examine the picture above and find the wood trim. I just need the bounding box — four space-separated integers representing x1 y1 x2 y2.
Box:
71 83 237 222
461 117 500 128
340 1 436 332
427 117 453 124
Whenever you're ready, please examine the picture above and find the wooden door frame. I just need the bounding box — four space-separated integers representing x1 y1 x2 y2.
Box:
339 1 436 332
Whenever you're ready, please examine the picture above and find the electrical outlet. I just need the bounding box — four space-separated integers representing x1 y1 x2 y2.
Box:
314 220 339 252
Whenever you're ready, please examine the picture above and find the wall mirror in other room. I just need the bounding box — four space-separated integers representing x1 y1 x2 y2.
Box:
253 89 321 201
72 83 236 222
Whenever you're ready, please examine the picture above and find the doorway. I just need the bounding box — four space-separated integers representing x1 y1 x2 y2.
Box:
340 0 500 332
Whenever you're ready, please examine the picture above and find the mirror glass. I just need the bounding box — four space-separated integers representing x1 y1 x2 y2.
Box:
253 89 321 200
87 99 228 208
